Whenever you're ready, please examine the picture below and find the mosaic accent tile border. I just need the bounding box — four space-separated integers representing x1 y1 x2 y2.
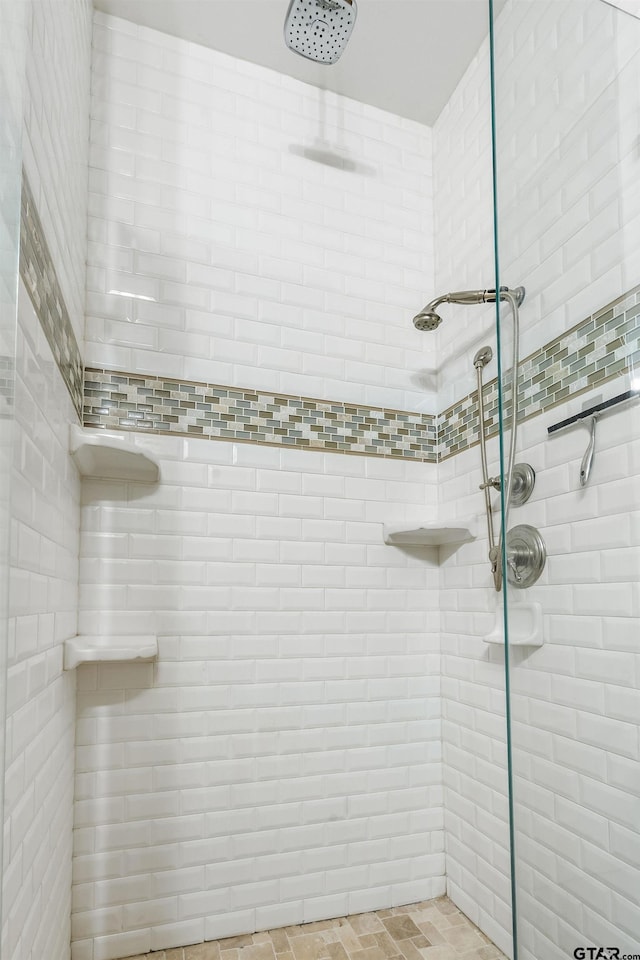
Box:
0 356 14 420
83 370 439 462
82 284 640 463
438 284 640 460
19 174 83 418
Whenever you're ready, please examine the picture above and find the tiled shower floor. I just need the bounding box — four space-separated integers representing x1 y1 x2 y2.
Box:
126 897 507 960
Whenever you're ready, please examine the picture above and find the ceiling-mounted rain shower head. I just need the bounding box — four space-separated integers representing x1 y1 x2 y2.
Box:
284 0 358 64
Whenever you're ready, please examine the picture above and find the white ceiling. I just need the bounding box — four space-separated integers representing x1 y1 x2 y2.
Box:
94 0 499 126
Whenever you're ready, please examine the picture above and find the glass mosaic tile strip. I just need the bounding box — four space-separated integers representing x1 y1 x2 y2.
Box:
83 369 439 462
438 283 640 460
0 355 14 420
19 174 84 419
82 285 639 463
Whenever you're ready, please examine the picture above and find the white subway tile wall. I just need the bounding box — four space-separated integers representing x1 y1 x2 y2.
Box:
434 0 640 954
10 3 635 960
77 37 448 955
85 13 436 414
22 0 92 344
439 404 640 959
434 0 640 411
4 3 92 960
3 284 82 960
72 438 445 960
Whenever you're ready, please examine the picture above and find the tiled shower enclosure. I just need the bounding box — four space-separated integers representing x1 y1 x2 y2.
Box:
1 2 639 960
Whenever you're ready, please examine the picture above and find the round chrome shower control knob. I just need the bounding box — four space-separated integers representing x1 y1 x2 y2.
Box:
505 524 546 588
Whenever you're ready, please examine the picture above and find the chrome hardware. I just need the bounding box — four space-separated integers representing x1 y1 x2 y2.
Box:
580 417 597 487
412 286 526 332
548 389 640 488
507 556 523 583
510 463 536 505
284 0 357 64
506 524 546 588
479 476 502 492
473 345 493 369
413 286 526 593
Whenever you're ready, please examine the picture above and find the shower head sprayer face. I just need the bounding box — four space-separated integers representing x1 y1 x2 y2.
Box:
413 311 443 332
284 0 358 64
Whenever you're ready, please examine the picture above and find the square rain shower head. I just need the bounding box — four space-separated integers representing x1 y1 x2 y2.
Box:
284 0 358 64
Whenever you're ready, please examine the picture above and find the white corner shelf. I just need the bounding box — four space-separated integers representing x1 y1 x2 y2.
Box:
64 635 158 670
70 425 159 483
383 518 478 547
484 602 543 647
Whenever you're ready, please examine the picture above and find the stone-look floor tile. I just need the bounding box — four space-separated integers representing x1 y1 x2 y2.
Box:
239 942 277 960
320 928 344 947
397 940 424 960
382 917 422 943
349 914 385 936
221 949 240 960
125 895 507 960
349 947 387 960
416 923 445 947
322 940 350 960
289 933 327 960
442 928 485 951
306 921 340 934
409 936 431 950
420 948 458 960
422 916 453 934
269 930 292 954
186 945 221 960
446 916 469 928
333 922 364 954
220 937 255 950
358 931 402 959
433 901 458 917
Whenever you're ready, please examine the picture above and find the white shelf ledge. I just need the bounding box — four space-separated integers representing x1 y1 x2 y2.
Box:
64 635 158 670
484 602 543 647
383 518 478 547
70 425 159 483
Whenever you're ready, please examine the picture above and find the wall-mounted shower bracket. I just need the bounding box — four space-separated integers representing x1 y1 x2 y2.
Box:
479 476 502 492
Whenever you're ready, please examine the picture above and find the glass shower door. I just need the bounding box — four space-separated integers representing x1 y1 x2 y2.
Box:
0 0 26 930
491 0 640 957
